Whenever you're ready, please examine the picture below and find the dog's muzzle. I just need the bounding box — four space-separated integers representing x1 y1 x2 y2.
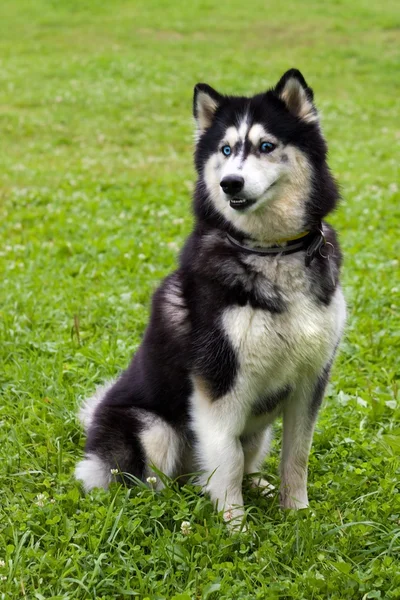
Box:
220 176 256 210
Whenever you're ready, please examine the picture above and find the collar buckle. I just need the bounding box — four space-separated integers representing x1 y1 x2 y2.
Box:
305 228 326 266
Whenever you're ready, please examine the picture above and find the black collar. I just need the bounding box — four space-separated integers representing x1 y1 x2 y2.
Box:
226 226 326 266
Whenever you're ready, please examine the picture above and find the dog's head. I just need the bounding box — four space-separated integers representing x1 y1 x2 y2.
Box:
193 69 338 241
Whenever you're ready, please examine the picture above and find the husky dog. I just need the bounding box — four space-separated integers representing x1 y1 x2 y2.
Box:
76 69 346 524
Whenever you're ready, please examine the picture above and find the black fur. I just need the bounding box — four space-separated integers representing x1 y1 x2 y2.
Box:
85 404 146 481
253 386 292 416
309 362 332 419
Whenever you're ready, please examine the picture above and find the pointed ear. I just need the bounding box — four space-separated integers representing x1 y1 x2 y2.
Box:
193 83 223 132
275 69 318 124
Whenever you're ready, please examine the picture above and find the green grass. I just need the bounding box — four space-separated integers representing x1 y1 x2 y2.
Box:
1 0 399 598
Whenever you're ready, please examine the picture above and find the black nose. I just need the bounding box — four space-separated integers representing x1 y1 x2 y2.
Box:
220 175 244 196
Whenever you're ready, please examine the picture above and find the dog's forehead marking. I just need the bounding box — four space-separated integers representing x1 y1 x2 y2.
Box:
238 117 249 140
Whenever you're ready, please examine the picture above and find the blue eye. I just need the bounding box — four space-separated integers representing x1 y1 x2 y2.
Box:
222 145 231 156
260 141 276 153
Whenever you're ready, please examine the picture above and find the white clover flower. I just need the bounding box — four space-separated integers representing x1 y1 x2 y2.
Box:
180 521 192 535
0 575 6 581
35 493 46 507
110 468 118 475
146 476 157 486
0 559 5 568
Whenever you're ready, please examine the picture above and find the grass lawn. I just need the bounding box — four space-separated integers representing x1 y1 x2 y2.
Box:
1 0 399 598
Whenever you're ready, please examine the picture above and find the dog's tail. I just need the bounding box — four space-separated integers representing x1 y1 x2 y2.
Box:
75 379 148 491
78 381 115 432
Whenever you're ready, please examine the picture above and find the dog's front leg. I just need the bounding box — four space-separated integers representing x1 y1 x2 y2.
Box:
192 396 245 524
201 430 245 523
280 370 330 509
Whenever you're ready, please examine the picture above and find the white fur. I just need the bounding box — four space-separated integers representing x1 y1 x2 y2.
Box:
78 381 115 431
190 385 246 520
280 381 314 509
138 412 182 488
238 117 249 139
223 275 342 382
75 453 111 491
247 124 277 146
223 125 240 149
190 250 346 516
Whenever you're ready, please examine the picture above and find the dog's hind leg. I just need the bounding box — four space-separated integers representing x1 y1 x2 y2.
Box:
76 392 185 492
137 413 187 489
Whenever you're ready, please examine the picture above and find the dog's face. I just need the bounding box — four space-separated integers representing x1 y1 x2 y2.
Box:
193 69 336 241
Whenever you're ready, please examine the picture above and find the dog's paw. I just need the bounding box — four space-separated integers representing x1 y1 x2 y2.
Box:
248 475 275 497
223 506 247 533
280 490 309 510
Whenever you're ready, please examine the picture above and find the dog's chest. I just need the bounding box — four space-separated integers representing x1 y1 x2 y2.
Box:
222 259 339 388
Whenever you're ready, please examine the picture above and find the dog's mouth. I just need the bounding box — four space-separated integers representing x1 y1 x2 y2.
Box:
229 197 256 211
228 182 278 211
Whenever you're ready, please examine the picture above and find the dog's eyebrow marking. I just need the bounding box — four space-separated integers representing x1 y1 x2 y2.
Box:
223 126 239 148
248 124 279 148
248 124 268 146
